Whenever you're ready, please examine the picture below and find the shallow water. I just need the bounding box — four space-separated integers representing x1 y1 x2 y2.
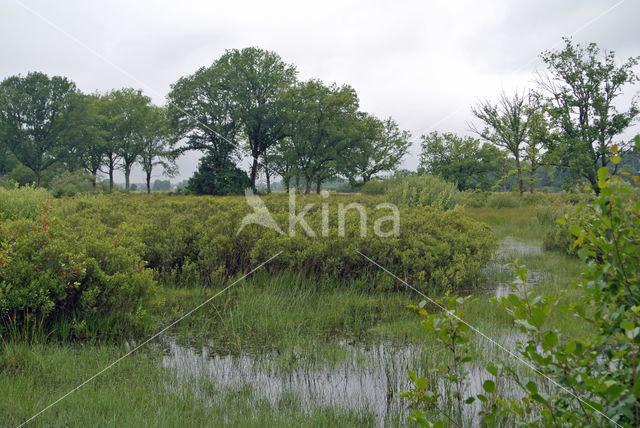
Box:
159 236 540 426
162 338 424 426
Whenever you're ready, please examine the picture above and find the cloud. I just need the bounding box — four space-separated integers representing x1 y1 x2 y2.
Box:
1 0 638 181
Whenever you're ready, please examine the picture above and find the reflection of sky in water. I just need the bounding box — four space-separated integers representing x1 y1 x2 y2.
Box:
160 237 545 426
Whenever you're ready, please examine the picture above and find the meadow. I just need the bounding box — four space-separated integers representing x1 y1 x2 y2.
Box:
0 188 591 426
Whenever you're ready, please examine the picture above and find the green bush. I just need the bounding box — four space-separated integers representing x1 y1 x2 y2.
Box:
360 178 388 195
404 168 640 426
0 211 155 341
57 193 495 292
542 209 592 255
486 192 520 208
0 185 51 220
385 175 462 210
47 170 96 198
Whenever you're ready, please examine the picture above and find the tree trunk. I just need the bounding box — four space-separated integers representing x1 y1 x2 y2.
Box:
316 178 321 194
250 155 259 190
265 167 271 193
146 171 152 194
91 170 97 188
109 165 114 192
34 169 41 188
305 176 312 194
284 176 290 193
515 154 523 196
295 175 300 191
124 164 131 190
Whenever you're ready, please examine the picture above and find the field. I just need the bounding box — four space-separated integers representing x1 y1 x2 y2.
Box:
0 191 588 427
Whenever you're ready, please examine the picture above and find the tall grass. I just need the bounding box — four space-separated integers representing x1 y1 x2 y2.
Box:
0 185 50 220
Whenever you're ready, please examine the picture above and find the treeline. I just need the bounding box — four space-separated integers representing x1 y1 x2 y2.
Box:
0 47 411 195
0 39 637 196
420 38 640 195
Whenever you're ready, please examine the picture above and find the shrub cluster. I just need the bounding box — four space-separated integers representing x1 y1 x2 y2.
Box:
0 209 155 340
385 175 462 210
1 189 496 340
0 184 51 220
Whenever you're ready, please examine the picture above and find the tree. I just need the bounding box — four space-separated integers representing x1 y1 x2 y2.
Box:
187 153 250 195
139 106 177 193
0 72 77 187
281 79 360 193
472 92 529 196
216 47 297 190
266 137 298 191
539 38 639 194
342 114 411 185
64 93 108 187
167 62 242 184
94 89 152 191
115 89 151 190
522 93 551 193
419 131 501 191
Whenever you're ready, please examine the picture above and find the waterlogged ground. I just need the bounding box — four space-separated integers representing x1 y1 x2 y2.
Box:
156 236 550 427
0 207 585 427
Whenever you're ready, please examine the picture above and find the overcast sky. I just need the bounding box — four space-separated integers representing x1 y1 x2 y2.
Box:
2 0 639 184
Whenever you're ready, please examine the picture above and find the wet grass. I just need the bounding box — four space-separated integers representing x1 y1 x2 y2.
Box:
0 205 590 427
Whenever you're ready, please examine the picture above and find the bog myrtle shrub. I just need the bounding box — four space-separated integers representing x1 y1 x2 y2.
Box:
385 175 462 210
0 198 155 341
0 184 50 220
0 188 497 340
58 192 495 291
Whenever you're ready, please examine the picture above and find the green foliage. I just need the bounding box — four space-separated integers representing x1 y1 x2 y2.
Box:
0 185 51 220
385 175 462 210
47 170 96 198
341 115 411 185
187 155 251 195
0 72 78 187
540 38 640 194
401 295 476 427
360 178 388 195
543 207 593 255
0 207 155 341
57 193 495 293
405 168 640 426
419 131 501 191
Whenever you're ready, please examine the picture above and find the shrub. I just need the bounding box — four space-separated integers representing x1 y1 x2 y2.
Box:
486 192 520 208
405 167 640 426
56 192 495 292
47 170 96 198
0 211 155 341
542 208 592 255
0 185 50 220
385 175 462 210
460 190 490 207
360 178 388 195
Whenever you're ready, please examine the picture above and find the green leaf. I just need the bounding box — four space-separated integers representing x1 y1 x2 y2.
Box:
526 381 538 394
486 363 498 377
597 167 609 188
542 331 558 349
415 377 428 390
620 321 634 331
483 380 496 393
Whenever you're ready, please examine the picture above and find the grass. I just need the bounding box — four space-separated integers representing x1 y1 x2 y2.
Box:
0 342 375 427
0 205 590 427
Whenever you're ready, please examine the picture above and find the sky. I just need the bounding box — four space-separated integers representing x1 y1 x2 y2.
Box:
1 0 639 184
